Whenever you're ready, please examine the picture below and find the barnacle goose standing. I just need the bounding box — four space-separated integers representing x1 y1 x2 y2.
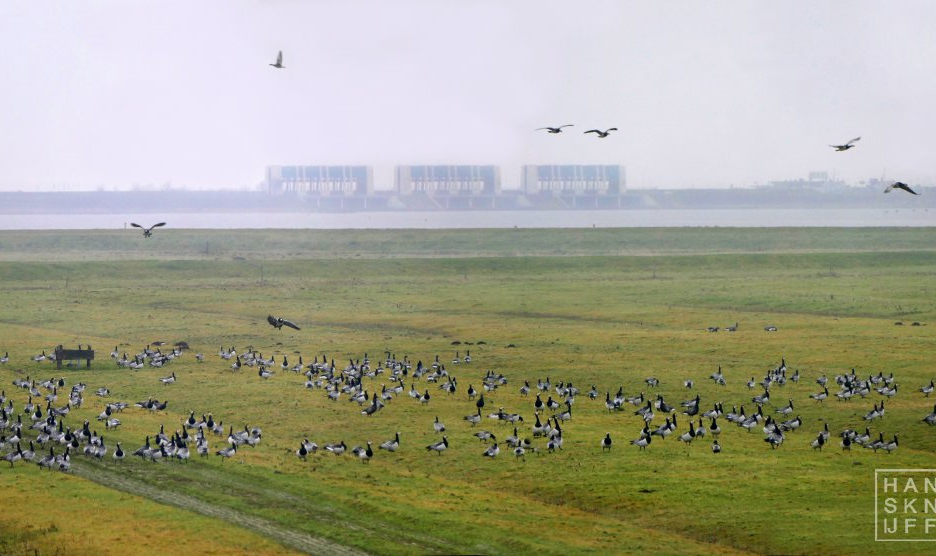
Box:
379 432 400 452
216 444 236 461
296 441 309 461
426 436 448 455
924 404 936 425
883 434 899 453
919 380 935 397
354 442 373 463
810 434 825 450
325 441 347 455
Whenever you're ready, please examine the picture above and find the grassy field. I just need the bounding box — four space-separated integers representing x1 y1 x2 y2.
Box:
0 227 934 555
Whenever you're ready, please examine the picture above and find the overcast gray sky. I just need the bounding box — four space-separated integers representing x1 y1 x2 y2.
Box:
1 1 933 191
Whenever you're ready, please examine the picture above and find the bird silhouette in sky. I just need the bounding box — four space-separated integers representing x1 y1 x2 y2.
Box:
584 128 618 138
830 137 860 151
269 50 284 69
885 181 919 195
536 125 574 134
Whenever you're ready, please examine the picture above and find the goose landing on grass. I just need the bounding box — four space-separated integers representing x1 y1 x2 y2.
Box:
267 315 301 330
130 222 166 238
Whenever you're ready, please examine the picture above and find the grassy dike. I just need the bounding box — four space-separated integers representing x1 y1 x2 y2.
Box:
0 227 934 554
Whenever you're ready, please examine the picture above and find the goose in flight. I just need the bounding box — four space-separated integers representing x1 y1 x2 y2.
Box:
269 50 284 69
267 315 301 330
131 222 166 238
536 125 574 134
885 181 919 195
830 137 860 151
584 128 617 138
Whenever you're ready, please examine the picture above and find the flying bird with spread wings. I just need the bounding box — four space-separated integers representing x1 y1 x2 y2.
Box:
267 315 301 330
885 181 919 195
269 50 284 69
830 137 860 151
536 125 574 134
584 128 618 138
131 222 166 238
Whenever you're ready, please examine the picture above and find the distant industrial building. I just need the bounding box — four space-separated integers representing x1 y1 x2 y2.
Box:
521 165 626 195
765 170 848 191
267 165 373 195
394 165 501 195
264 163 629 210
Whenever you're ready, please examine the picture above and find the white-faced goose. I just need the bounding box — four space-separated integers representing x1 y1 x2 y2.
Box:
809 387 829 402
426 436 448 455
810 434 825 450
474 430 496 442
505 428 520 448
216 444 236 461
631 429 652 450
379 432 400 452
678 421 696 444
38 446 56 469
464 408 481 426
919 380 934 397
602 433 612 452
325 441 346 455
883 434 899 453
924 404 936 425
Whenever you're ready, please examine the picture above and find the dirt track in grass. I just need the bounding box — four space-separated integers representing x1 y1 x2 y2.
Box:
71 462 366 556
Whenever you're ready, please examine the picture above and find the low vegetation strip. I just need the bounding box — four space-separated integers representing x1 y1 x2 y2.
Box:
0 227 934 261
71 462 366 556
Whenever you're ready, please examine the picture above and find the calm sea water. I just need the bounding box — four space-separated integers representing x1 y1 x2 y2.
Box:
1 209 933 230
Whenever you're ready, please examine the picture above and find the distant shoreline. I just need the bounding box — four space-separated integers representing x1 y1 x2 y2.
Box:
1 208 933 231
0 187 931 215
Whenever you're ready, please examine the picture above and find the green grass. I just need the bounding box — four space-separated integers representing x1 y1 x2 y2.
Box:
0 227 934 261
0 228 934 555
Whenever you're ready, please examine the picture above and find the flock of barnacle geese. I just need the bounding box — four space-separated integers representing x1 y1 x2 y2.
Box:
0 344 264 470
0 344 933 472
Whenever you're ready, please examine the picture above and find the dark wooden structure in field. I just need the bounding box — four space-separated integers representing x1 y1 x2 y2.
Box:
54 345 94 369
